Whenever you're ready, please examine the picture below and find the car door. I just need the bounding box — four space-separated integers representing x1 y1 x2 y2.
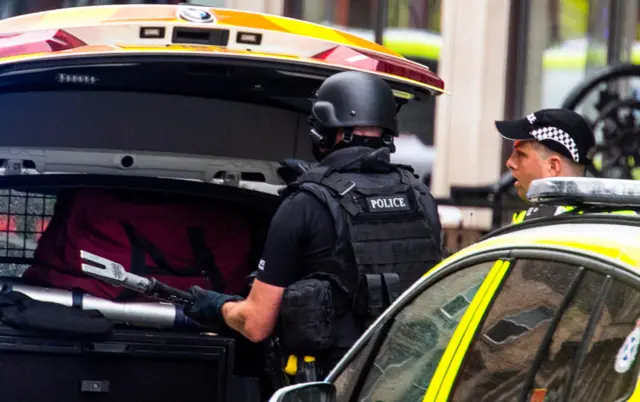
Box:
444 250 640 402
327 247 640 402
327 252 513 402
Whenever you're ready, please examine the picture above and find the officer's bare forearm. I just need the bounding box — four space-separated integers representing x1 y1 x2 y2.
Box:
221 300 267 342
221 279 285 343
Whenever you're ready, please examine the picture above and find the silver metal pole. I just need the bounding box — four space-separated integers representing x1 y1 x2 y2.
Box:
1 281 202 329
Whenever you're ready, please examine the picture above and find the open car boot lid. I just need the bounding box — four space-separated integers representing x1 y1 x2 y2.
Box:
0 4 446 194
0 9 447 400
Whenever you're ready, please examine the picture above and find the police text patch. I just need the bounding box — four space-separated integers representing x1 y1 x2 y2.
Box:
366 195 411 212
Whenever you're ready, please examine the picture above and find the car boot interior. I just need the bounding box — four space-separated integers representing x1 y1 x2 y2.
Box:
0 173 282 402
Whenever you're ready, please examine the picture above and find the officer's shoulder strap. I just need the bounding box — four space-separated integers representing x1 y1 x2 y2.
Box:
391 163 419 180
390 164 427 192
282 162 419 212
294 166 356 198
279 166 332 198
278 166 352 212
289 167 372 221
281 169 353 256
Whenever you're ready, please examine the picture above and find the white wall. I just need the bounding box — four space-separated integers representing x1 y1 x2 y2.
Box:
431 0 511 230
187 0 226 6
224 0 284 15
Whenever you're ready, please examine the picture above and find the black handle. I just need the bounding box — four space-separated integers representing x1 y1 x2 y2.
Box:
148 278 196 307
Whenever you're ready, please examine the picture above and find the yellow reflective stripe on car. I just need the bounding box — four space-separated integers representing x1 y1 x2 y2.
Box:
609 210 637 215
626 378 640 402
556 209 637 216
435 260 511 401
422 259 511 402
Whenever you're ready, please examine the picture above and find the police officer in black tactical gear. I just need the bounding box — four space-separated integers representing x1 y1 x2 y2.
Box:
185 70 444 382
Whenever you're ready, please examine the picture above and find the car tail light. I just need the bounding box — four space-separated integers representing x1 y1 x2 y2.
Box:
34 217 51 241
312 45 444 91
0 29 87 58
0 215 17 233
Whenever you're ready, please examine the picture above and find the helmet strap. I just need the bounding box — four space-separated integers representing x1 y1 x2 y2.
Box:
382 132 394 145
332 131 396 154
309 123 397 162
308 119 339 161
342 128 354 144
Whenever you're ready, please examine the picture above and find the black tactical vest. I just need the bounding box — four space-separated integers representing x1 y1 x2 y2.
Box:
282 147 442 324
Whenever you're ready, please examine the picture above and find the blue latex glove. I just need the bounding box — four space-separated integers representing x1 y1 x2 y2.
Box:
186 286 244 326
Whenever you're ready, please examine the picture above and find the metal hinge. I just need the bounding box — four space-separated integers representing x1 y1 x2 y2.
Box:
220 171 241 187
3 159 24 175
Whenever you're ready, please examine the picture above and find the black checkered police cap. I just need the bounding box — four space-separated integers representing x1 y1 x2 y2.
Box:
495 108 596 165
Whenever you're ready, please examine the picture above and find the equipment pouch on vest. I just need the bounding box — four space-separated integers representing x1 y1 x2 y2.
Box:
353 273 401 324
278 273 347 355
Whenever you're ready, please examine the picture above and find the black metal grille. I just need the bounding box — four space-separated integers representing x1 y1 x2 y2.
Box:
0 190 56 277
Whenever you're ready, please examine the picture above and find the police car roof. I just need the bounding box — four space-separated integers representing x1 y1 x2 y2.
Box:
455 218 640 272
526 177 640 207
481 176 640 237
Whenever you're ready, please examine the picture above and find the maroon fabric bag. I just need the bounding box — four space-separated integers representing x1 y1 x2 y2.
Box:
23 188 253 300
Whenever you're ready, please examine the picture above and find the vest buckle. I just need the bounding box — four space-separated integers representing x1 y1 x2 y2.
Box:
339 181 356 196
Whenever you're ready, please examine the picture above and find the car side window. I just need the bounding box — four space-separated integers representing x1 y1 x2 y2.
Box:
531 272 640 401
345 260 497 402
450 258 582 401
333 330 379 400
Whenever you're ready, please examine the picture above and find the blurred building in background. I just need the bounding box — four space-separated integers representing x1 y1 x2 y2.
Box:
1 0 639 232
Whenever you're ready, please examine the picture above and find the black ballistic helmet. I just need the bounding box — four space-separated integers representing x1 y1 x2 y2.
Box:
308 71 399 151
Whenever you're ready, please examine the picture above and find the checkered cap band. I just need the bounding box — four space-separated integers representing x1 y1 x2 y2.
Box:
530 126 579 162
